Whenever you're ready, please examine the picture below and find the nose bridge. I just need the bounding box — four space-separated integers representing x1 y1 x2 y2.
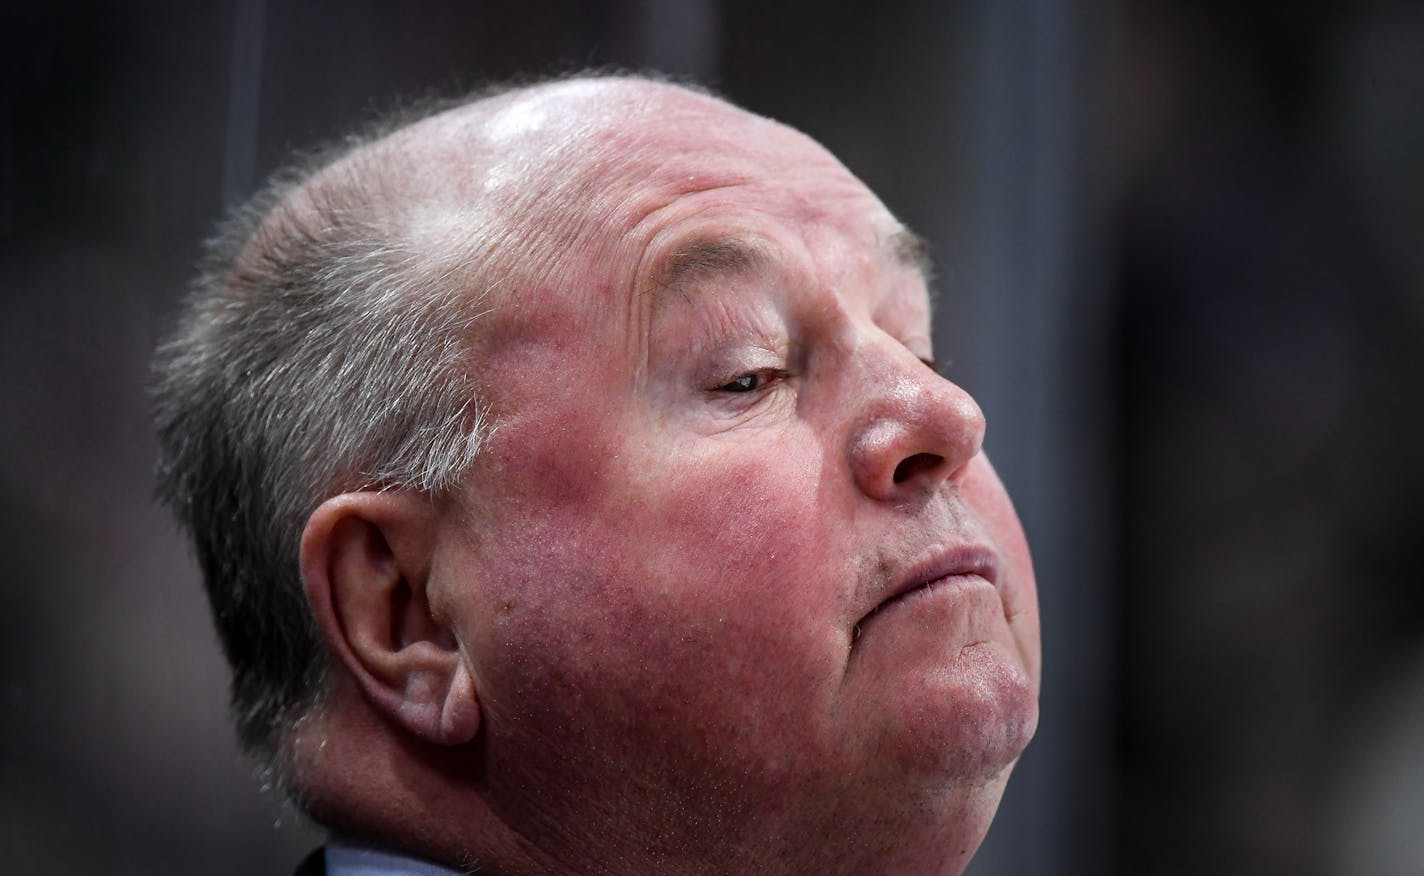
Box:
846 331 985 500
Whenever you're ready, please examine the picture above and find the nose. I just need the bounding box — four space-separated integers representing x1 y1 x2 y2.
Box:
848 354 986 503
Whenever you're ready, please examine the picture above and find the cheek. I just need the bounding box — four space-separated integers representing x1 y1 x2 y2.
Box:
466 411 847 730
458 424 861 821
637 442 825 589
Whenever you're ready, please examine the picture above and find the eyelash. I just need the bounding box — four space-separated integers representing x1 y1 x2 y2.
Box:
716 368 791 394
714 354 940 395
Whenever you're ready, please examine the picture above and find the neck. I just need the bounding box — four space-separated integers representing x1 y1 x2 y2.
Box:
287 675 1005 875
286 676 549 874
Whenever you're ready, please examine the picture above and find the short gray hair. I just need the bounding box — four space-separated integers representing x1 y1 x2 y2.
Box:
152 106 491 772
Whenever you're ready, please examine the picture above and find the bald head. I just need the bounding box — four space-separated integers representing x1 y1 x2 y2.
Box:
306 78 859 302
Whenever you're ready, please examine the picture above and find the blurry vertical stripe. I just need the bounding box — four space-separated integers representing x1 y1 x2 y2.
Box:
962 0 1117 874
223 0 266 211
636 0 722 84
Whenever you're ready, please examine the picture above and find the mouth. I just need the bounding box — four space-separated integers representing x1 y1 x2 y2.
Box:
858 545 1000 629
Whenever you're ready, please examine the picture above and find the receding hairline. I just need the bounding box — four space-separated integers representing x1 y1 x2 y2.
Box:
231 76 712 262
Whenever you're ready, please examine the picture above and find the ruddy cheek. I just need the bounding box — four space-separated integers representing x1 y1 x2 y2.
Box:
653 450 825 588
479 365 626 511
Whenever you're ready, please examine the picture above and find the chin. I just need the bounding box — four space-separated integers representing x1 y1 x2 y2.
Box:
891 641 1040 787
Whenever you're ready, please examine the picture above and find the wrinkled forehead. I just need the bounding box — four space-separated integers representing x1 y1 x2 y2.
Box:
511 91 833 215
419 83 886 269
360 80 913 338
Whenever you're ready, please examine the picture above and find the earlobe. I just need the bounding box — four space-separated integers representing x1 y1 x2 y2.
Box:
301 492 480 746
439 660 480 744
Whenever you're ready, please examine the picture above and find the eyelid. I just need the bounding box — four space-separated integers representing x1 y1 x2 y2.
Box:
713 366 791 393
697 339 787 385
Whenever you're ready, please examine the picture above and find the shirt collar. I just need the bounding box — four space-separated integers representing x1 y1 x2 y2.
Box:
324 837 470 876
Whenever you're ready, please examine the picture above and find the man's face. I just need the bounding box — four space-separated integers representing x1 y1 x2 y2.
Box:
428 84 1040 872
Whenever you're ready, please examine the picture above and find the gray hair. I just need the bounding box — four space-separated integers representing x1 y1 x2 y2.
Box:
152 106 492 772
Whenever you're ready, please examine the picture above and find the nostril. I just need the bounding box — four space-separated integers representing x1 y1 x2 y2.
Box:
892 452 945 485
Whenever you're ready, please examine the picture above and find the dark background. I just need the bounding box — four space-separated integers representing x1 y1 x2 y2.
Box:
2 2 1421 874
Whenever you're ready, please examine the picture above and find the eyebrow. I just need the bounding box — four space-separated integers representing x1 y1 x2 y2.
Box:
651 237 767 302
647 226 935 307
888 227 933 281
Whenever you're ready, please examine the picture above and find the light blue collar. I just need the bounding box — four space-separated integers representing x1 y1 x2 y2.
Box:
324 838 470 876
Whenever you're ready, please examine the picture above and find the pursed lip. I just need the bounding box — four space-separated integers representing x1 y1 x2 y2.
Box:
861 544 1000 625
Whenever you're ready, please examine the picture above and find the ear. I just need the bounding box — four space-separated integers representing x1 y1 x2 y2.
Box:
300 492 479 746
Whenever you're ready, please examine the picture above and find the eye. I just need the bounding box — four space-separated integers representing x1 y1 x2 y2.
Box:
712 368 790 395
719 373 762 393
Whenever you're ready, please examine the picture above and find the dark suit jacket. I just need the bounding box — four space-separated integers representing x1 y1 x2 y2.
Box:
293 848 325 876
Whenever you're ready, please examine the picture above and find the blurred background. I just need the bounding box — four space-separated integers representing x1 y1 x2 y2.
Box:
2 1 1421 873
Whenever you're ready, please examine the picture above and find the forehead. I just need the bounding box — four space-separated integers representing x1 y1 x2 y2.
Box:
461 85 904 265
406 82 931 345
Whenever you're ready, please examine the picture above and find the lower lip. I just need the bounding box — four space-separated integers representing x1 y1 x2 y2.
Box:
882 572 995 611
852 573 1000 645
